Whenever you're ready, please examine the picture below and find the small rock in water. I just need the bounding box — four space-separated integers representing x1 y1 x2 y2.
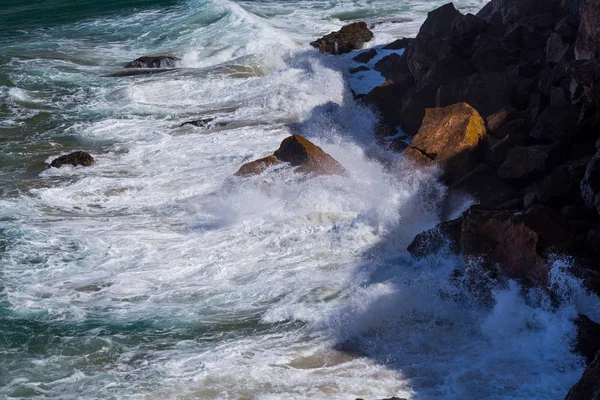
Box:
348 66 370 74
124 56 180 68
310 22 373 55
180 117 216 128
49 151 94 168
352 48 377 64
106 69 172 77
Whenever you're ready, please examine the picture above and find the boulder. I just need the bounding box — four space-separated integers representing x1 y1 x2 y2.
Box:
374 52 413 83
564 351 600 400
486 108 517 133
575 314 600 364
460 205 547 287
421 54 475 86
546 33 570 64
407 217 462 257
399 82 438 135
451 13 487 47
436 72 512 118
448 163 521 207
420 3 462 37
405 103 487 182
310 22 374 55
522 205 576 253
49 151 94 168
352 48 377 64
568 59 600 105
525 157 591 205
581 150 600 214
383 38 413 50
235 135 347 177
530 102 580 142
362 80 411 128
497 145 561 184
124 56 180 68
478 0 559 25
235 156 279 177
574 0 600 60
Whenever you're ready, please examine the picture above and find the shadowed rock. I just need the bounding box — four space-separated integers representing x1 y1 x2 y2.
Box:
352 48 377 64
50 151 94 168
310 22 373 55
574 0 600 60
565 350 600 400
106 69 172 77
124 56 180 68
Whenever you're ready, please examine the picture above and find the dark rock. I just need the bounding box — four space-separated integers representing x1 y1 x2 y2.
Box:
519 13 558 29
485 135 513 167
460 205 547 287
522 205 576 253
555 16 578 41
449 163 521 207
349 65 371 74
530 102 580 142
422 54 475 85
574 0 600 60
49 151 94 168
124 56 179 68
405 103 488 183
383 38 413 50
564 350 600 400
451 13 487 46
568 59 600 105
180 117 215 127
575 314 600 364
436 72 512 118
525 157 591 205
480 0 559 25
363 80 412 128
498 145 561 184
235 156 280 177
106 69 173 77
373 52 413 83
581 150 600 214
546 33 570 64
399 82 438 135
407 217 462 257
353 49 378 64
310 22 374 55
486 108 517 133
420 3 462 37
503 23 547 51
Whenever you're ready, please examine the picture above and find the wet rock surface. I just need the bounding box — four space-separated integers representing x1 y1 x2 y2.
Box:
49 151 94 168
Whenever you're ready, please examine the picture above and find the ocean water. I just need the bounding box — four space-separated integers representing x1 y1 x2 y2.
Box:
0 0 599 399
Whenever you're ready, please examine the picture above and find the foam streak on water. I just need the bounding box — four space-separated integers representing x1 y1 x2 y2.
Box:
0 0 598 399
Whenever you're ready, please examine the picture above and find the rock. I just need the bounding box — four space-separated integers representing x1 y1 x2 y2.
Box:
383 38 413 50
503 23 547 51
180 117 215 127
530 102 580 142
407 217 462 257
124 56 179 68
49 151 94 168
374 52 412 83
574 0 600 60
486 108 517 133
362 80 412 128
448 163 521 207
235 135 347 177
406 3 461 81
451 13 487 47
436 72 512 118
460 205 547 287
349 66 370 74
235 156 280 177
422 54 475 85
398 82 438 135
106 69 172 77
497 145 561 184
568 59 600 105
352 49 377 64
405 103 488 183
575 314 600 364
522 205 576 253
310 22 374 55
479 0 558 25
581 150 600 214
564 351 600 400
546 32 571 64
274 135 348 175
526 157 591 205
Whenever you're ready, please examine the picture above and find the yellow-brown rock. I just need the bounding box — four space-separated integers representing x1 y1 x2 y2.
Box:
235 156 279 177
235 134 347 177
405 102 487 182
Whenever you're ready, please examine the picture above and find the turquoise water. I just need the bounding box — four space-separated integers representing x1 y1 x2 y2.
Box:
1 0 598 398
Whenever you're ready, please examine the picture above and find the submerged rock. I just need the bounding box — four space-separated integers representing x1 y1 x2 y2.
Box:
404 102 487 183
49 151 94 168
310 22 374 55
124 56 180 68
235 134 347 177
107 69 172 77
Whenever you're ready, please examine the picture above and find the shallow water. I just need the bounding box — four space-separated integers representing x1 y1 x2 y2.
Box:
1 0 598 399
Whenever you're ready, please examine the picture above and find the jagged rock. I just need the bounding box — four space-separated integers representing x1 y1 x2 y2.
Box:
407 3 461 80
399 82 438 135
564 350 600 400
530 102 580 142
405 103 487 182
310 22 373 55
374 52 413 83
235 156 279 177
525 157 591 205
451 13 487 47
478 0 559 25
49 151 94 168
407 217 462 257
436 72 512 118
568 59 600 105
460 205 547 287
352 48 377 63
486 108 517 133
574 0 600 60
448 163 521 207
422 54 475 85
124 56 180 68
522 205 576 253
383 38 413 50
180 117 216 127
546 33 570 64
581 150 600 214
575 314 600 364
235 135 347 177
362 80 412 128
498 145 562 184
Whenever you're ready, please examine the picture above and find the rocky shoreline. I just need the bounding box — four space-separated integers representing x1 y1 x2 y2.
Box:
310 0 600 398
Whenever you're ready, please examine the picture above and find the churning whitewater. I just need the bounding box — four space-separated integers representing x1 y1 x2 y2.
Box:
0 0 598 399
